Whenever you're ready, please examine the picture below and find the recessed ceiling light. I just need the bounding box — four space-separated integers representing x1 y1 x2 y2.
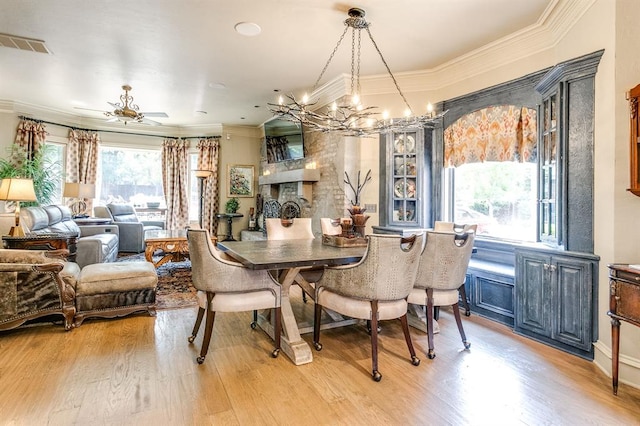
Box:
234 22 261 37
208 82 226 89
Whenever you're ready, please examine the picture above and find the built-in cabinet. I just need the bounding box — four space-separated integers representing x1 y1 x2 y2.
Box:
515 247 599 359
374 127 435 235
465 260 515 327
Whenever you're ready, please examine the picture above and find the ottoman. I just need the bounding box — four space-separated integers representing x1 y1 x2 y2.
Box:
74 262 158 327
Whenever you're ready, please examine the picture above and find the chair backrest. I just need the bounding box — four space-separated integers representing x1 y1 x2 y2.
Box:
320 218 342 236
20 205 80 236
106 204 140 223
323 233 424 301
187 228 274 293
415 230 476 291
434 221 478 234
93 206 114 221
265 218 314 240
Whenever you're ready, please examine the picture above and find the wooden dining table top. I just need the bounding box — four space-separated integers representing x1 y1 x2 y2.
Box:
216 238 365 271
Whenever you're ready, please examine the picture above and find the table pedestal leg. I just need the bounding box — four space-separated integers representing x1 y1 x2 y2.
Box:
408 303 440 334
257 267 313 365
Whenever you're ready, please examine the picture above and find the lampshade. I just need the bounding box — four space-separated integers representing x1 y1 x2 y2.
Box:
194 169 213 178
0 178 37 237
0 178 37 202
63 182 96 199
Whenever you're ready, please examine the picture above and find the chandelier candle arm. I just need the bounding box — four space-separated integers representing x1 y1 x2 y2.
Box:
268 7 447 137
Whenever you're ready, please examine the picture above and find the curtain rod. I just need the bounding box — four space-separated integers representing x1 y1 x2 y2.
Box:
18 116 222 140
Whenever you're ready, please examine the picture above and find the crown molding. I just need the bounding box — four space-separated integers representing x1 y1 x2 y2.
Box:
332 0 596 98
0 99 224 137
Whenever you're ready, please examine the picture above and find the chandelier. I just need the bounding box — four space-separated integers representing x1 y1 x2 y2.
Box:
268 8 446 137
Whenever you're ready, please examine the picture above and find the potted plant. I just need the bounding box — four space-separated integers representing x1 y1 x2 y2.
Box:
0 144 61 206
225 197 240 214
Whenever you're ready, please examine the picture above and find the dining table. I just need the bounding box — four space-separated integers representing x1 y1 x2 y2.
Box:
216 238 365 365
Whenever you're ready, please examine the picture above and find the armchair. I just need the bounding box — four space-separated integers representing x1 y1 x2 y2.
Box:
408 229 476 359
187 229 282 364
313 233 424 381
95 204 164 253
0 249 80 331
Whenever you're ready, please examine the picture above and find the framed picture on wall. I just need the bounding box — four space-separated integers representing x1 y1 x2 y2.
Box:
227 164 255 197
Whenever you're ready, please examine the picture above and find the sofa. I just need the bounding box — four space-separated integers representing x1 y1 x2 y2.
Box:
94 204 164 253
20 205 119 268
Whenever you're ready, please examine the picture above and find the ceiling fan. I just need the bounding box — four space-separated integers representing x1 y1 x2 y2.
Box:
75 85 168 125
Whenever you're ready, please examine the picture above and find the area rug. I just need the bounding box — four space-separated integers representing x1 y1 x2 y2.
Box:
116 253 197 310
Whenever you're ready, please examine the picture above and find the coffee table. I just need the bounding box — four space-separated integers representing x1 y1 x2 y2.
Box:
144 229 216 268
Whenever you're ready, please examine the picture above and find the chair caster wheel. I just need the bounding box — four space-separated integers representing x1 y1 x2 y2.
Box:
411 356 420 366
465 310 471 317
427 350 436 359
188 335 196 343
271 348 280 358
372 370 382 382
197 356 205 364
313 342 322 351
464 342 471 350
250 321 257 329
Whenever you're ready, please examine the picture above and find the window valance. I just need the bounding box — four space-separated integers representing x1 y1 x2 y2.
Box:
444 105 537 167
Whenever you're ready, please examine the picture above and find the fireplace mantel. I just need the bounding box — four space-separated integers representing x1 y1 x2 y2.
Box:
258 168 320 201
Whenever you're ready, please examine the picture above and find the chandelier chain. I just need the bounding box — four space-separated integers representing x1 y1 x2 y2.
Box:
365 27 412 113
312 25 349 92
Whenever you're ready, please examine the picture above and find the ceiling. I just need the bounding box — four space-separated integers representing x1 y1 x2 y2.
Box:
0 0 552 129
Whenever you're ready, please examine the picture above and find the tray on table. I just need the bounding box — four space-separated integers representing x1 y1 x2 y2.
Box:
322 234 368 247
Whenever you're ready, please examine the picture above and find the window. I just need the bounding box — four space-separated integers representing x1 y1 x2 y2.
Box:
43 141 65 205
96 147 201 222
97 146 164 207
444 162 537 242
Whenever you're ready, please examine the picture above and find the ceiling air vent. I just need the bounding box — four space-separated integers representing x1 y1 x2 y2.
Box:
0 33 50 54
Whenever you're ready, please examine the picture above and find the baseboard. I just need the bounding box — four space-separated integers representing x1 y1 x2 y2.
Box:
593 341 640 391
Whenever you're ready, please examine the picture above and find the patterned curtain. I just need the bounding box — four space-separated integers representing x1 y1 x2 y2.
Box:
197 137 221 234
444 105 537 167
162 138 190 230
66 129 100 213
15 119 47 159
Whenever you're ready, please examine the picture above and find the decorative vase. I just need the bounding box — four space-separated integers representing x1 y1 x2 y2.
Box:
351 213 370 237
347 205 367 216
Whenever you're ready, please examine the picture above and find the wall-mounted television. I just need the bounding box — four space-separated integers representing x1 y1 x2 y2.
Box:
264 117 305 163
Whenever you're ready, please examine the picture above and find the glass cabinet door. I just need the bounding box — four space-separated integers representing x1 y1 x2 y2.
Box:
538 91 560 246
390 131 420 226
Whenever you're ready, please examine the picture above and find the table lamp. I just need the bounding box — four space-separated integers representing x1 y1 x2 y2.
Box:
194 170 213 229
0 178 37 237
63 182 96 218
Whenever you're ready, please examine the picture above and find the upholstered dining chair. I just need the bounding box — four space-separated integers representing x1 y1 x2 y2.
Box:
408 229 476 360
313 233 424 382
433 221 477 317
265 217 318 303
187 229 282 364
320 218 342 236
265 218 315 240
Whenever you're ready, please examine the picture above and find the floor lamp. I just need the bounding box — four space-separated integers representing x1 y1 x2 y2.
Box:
0 178 38 237
194 170 213 229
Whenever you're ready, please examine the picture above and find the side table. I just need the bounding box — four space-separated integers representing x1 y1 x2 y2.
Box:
215 213 243 241
3 234 78 262
73 217 112 226
607 264 640 395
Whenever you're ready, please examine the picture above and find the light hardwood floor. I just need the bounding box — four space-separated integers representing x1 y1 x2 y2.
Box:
1 289 640 425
